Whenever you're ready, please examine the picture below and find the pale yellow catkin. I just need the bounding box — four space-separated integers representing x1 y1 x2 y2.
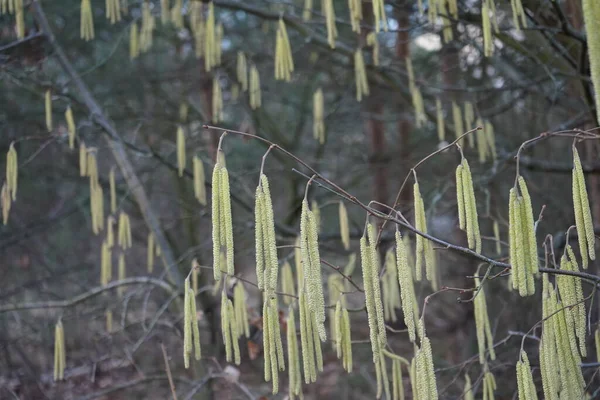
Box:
313 88 325 144
118 212 132 249
483 370 497 400
511 0 527 30
436 98 445 142
211 150 235 280
176 126 186 176
45 89 52 132
233 283 250 338
53 319 66 381
323 0 337 48
65 107 76 149
117 253 126 297
281 261 295 304
287 307 302 399
348 0 362 32
204 3 217 71
100 240 112 285
482 0 493 57
516 351 538 400
583 0 600 126
366 32 379 66
274 18 294 81
249 65 262 109
572 146 595 267
129 23 139 60
14 0 24 39
339 201 350 250
160 0 169 25
302 0 312 21
79 142 87 177
595 327 600 363
452 101 464 144
106 216 115 247
255 174 279 292
80 0 95 41
236 51 248 92
212 78 223 123
1 184 11 225
299 291 317 383
493 221 501 254
193 156 207 205
395 231 418 342
372 0 388 32
354 49 369 101
382 248 400 322
263 296 284 393
464 102 475 147
171 0 183 29
557 246 586 357
413 180 436 287
460 158 481 253
147 232 154 273
415 322 438 399
473 272 496 364
105 0 121 24
109 167 116 213
6 142 17 201
464 374 474 400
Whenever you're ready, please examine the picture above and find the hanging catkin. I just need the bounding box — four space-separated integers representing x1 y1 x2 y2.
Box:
146 233 154 273
583 0 600 126
327 273 344 341
414 321 438 400
493 221 501 254
366 32 380 66
280 261 296 304
249 65 262 109
171 0 183 28
255 173 279 292
516 351 538 400
274 18 294 81
463 374 474 400
482 369 497 400
299 291 321 383
215 23 223 65
313 88 325 144
334 301 353 372
348 0 362 32
413 180 437 288
371 0 388 32
302 0 312 21
339 201 350 250
382 248 401 322
436 98 445 142
193 156 207 205
118 212 132 249
106 0 121 24
572 146 595 268
299 199 326 341
473 271 496 364
221 289 241 365
106 215 115 247
484 120 497 160
45 89 52 132
129 23 139 60
160 0 169 25
117 253 126 297
287 307 302 399
263 295 284 393
65 107 76 149
212 78 223 123
323 0 337 48
140 2 155 53
406 57 426 127
183 276 202 368
354 49 369 101
508 176 537 296
451 101 464 143
511 0 527 30
1 184 10 225
464 102 475 147
211 149 234 280
236 52 248 92
80 0 95 41
233 283 250 338
53 319 66 381
109 167 116 213
100 240 112 285
176 126 186 176
455 157 481 253
395 230 418 342
6 142 17 201
482 0 493 57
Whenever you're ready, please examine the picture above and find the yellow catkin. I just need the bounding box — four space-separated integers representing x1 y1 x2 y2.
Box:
349 0 362 32
583 0 600 126
6 142 17 201
65 107 76 149
395 231 418 342
249 65 262 109
204 2 217 71
274 18 294 81
212 151 235 279
45 89 53 132
170 126 186 179
117 253 126 297
572 146 595 267
139 5 155 51
456 163 465 230
255 174 279 292
147 232 154 273
460 158 481 253
236 51 248 92
366 32 379 66
160 0 169 25
313 88 325 144
129 23 139 60
484 120 497 160
193 156 207 205
1 184 11 224
281 261 295 304
100 240 112 285
493 221 501 254
299 291 316 383
220 290 233 362
413 180 436 287
518 177 538 277
212 78 223 123
474 272 496 364
171 0 183 28
452 101 464 143
233 283 250 338
184 277 202 367
302 0 312 21
354 49 369 101
464 374 474 400
263 296 284 393
339 202 350 250
80 0 95 41
106 216 115 247
406 57 426 127
79 142 87 177
372 0 388 32
106 0 121 24
482 0 493 57
117 212 132 249
324 0 338 48
464 102 475 147
109 168 116 213
516 351 538 400
287 307 302 399
383 248 401 322
436 98 445 142
415 322 438 399
215 23 223 65
511 0 527 30
482 369 497 400
595 327 600 363
53 319 66 381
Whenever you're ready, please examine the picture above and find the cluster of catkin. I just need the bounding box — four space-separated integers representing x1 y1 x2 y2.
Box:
53 319 66 381
80 0 95 41
572 146 595 268
183 275 202 368
456 157 481 253
481 0 497 57
105 0 121 24
348 0 362 32
511 0 527 30
413 180 437 289
211 150 234 280
334 300 352 372
411 321 438 400
2 143 17 224
220 288 241 365
263 294 285 393
298 291 323 385
508 176 537 296
382 249 400 322
515 351 537 400
473 272 496 365
275 18 294 81
557 245 586 356
286 307 302 399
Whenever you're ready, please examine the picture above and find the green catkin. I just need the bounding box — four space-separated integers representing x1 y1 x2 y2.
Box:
281 261 295 304
464 374 474 400
482 370 497 400
118 212 132 249
456 163 465 230
335 301 342 357
371 0 388 32
53 319 66 381
80 0 95 41
249 66 262 109
287 307 302 399
109 168 116 213
516 351 538 400
255 174 279 292
518 177 538 277
221 290 233 363
105 0 121 24
311 200 321 233
452 101 464 144
6 142 17 201
557 246 587 356
341 308 352 372
233 283 250 338
354 49 369 101
464 102 475 147
203 3 217 71
484 120 497 160
236 51 248 91
183 278 192 368
211 151 234 280
460 158 481 253
274 18 294 81
583 0 600 126
349 0 362 32
436 98 445 142
189 287 202 361
328 273 344 341
474 272 496 364
339 202 350 250
323 0 337 48
177 126 185 177
313 88 325 144
572 146 595 267
366 32 379 66
413 181 436 287
106 216 115 247
100 240 112 285
193 156 207 205
65 107 76 149
482 0 493 57
1 184 10 225
79 142 87 177
367 224 387 346
415 322 438 400
129 23 139 60
511 0 527 30
391 358 404 400
263 296 283 393
299 291 316 383
227 299 240 364
395 231 418 342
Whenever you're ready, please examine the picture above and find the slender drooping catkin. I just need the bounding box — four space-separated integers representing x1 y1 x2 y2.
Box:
482 0 493 57
354 49 369 101
233 283 250 338
482 369 497 400
414 322 438 400
436 98 445 142
255 174 279 292
129 23 139 60
280 261 296 304
328 272 344 341
105 0 121 24
45 89 52 132
539 281 560 400
493 221 501 254
203 2 218 71
65 107 76 149
1 184 10 224
117 253 126 297
300 199 326 341
413 181 436 287
557 246 586 357
302 0 312 21
463 374 474 400
334 301 353 372
193 156 207 205
274 18 294 81
118 212 132 249
516 351 538 400
212 78 223 123
53 319 66 381
473 272 496 364
313 88 325 144
457 158 481 253
464 102 475 147
236 51 248 91
249 66 262 109
146 232 154 273
583 0 600 126
323 0 337 48
371 0 388 32
212 150 234 280
183 277 201 368
572 146 595 267
299 291 320 383
382 248 401 322
80 0 95 41
395 231 418 342
339 201 350 250
221 289 240 364
406 57 426 127
176 126 186 176
349 0 362 32
366 32 380 66
263 295 284 393
108 168 117 213
100 240 112 285
287 307 302 399
511 0 527 30
6 142 17 201
452 101 464 143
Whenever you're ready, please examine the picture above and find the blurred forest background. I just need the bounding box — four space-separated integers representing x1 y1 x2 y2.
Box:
2 0 600 399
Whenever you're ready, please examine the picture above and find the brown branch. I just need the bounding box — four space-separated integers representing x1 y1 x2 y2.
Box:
161 343 178 400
